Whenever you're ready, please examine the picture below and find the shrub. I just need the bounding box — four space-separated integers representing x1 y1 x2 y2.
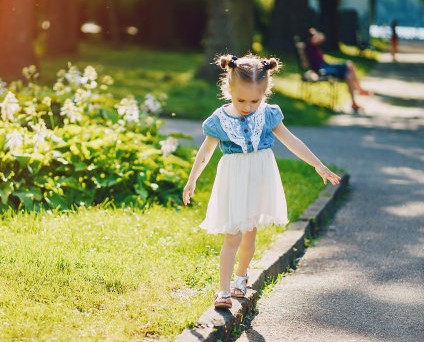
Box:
0 64 191 210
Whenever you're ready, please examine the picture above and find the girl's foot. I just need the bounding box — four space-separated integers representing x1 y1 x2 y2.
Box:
214 291 232 309
231 274 248 298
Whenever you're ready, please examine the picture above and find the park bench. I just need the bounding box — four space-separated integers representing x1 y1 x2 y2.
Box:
293 35 339 110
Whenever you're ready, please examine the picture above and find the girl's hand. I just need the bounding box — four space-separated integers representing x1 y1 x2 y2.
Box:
183 181 196 205
315 164 341 186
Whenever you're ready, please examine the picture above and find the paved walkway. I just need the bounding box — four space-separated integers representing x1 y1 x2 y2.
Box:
162 42 424 342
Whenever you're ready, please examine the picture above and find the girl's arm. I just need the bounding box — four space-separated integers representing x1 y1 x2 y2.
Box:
183 136 219 205
273 123 341 185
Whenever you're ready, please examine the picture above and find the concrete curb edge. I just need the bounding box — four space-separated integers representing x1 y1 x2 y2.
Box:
175 173 350 342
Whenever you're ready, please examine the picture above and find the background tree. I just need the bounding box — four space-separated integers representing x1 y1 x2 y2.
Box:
266 0 312 52
84 0 124 46
0 0 37 81
134 0 177 48
196 0 254 81
319 0 339 50
44 0 80 56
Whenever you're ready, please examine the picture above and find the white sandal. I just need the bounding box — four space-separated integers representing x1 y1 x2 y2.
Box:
231 274 248 298
214 291 232 309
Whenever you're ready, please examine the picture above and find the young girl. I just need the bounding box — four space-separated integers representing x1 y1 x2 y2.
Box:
182 53 341 309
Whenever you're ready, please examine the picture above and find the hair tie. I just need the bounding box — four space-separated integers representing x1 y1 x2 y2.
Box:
229 56 238 69
262 60 271 71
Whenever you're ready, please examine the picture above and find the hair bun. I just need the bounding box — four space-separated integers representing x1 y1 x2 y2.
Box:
268 58 279 71
219 55 236 70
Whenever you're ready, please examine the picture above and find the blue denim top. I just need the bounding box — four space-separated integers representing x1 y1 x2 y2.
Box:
202 102 284 154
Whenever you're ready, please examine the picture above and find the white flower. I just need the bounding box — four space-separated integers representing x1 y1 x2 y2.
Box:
144 116 156 126
56 69 66 78
5 130 23 151
42 96 51 107
79 66 98 89
64 65 82 86
159 137 178 156
60 99 82 123
0 79 7 96
101 75 114 86
53 81 66 95
1 91 20 122
31 120 53 148
24 101 37 116
116 96 139 123
141 93 161 113
75 89 91 106
150 183 159 191
83 66 97 82
22 65 39 81
50 135 65 144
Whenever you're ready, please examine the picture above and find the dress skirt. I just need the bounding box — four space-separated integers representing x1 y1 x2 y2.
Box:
200 148 288 235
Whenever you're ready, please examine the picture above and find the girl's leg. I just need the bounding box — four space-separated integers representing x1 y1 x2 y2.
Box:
219 232 242 292
235 228 257 277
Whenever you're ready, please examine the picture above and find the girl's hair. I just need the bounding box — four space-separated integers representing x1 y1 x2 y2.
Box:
215 53 282 100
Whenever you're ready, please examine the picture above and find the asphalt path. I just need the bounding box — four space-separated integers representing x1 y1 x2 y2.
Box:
161 43 424 342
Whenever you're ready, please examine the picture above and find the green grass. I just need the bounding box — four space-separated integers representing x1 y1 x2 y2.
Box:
38 41 377 126
1 41 351 340
0 149 328 341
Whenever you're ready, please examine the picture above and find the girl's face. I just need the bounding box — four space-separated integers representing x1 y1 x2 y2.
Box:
230 80 266 116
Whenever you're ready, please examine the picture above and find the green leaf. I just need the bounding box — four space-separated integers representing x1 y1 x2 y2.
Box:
0 182 13 205
74 161 89 172
13 153 32 168
13 186 43 210
44 192 68 209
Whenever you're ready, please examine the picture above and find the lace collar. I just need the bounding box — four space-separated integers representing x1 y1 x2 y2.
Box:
215 102 266 153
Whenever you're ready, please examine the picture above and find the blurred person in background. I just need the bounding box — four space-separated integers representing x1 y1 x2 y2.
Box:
390 20 399 61
305 27 373 112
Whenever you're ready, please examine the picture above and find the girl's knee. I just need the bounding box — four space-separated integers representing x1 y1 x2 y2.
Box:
241 228 257 245
224 233 242 249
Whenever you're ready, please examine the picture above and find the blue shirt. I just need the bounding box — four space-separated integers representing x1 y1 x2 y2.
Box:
202 102 284 154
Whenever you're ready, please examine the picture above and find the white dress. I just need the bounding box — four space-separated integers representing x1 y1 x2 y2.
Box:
200 103 288 235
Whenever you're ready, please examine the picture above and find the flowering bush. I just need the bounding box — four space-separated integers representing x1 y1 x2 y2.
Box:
0 64 191 210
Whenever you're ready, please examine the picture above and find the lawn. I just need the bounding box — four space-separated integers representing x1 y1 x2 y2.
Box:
37 40 375 127
0 149 329 341
0 41 359 340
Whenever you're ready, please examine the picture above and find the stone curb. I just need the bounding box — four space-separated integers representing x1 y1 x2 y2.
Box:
175 173 350 342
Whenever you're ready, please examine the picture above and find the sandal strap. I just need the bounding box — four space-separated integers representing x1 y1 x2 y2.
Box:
232 274 248 294
215 291 231 300
233 274 248 287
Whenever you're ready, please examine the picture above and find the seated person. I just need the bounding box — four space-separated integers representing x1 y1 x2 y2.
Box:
305 27 373 111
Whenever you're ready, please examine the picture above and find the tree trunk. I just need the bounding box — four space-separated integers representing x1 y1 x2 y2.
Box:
148 0 177 47
267 0 310 53
105 0 121 46
319 0 339 51
196 0 254 82
45 0 79 56
0 0 37 81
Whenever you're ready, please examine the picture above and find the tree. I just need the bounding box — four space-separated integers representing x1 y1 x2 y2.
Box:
266 0 311 53
196 0 254 82
0 0 37 81
138 0 177 47
44 0 80 56
319 0 339 50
